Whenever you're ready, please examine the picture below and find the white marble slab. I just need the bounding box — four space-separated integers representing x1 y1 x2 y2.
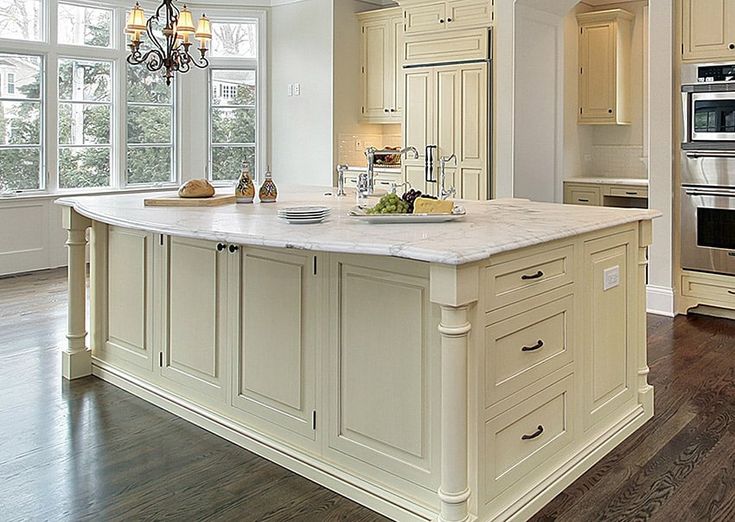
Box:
57 186 660 266
565 177 649 187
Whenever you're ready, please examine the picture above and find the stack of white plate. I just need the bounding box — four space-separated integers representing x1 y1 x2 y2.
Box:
277 206 332 224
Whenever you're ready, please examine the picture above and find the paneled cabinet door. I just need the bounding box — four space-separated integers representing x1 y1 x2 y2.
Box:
458 62 488 199
445 0 493 31
362 19 391 120
683 0 735 62
404 2 446 34
403 67 435 192
581 230 638 431
94 225 155 377
160 237 228 408
579 21 616 122
229 247 318 442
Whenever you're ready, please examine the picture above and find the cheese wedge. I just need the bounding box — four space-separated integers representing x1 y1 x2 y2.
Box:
413 198 454 215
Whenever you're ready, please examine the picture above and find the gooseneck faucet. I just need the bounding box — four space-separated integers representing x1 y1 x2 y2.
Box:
358 146 420 203
439 154 457 200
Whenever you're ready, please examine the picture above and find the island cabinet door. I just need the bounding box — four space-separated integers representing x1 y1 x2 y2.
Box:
581 229 638 432
227 247 318 445
93 225 156 377
159 237 228 409
326 255 441 498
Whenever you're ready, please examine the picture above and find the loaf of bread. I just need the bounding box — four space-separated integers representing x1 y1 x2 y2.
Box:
178 179 215 198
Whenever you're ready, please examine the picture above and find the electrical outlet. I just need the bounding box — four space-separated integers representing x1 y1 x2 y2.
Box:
294 82 301 96
603 266 620 291
287 84 293 97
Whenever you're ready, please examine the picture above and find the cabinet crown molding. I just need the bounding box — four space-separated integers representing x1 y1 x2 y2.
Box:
577 8 634 24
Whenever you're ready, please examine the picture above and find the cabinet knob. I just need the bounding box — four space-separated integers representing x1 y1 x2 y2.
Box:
439 18 445 23
384 108 390 113
447 17 453 22
229 244 240 253
608 109 613 114
217 243 226 252
390 108 396 112
730 43 735 50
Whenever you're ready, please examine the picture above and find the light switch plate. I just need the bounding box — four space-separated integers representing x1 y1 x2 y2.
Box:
604 266 620 291
294 83 301 96
288 84 293 96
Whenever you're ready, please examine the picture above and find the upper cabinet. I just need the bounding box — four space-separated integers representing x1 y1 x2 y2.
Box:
577 9 633 125
402 0 494 35
682 0 735 62
359 8 403 123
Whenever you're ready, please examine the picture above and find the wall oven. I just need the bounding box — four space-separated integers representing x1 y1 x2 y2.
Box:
682 63 735 148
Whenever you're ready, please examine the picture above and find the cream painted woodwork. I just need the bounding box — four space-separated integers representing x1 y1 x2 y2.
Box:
229 247 318 442
581 231 637 431
402 0 493 35
678 269 735 315
404 62 489 200
564 181 648 208
403 28 490 67
577 9 633 125
159 236 228 408
343 170 403 192
682 0 735 62
359 8 403 123
78 209 654 522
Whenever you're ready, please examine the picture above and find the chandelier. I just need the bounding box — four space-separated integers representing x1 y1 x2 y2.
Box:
125 1 212 85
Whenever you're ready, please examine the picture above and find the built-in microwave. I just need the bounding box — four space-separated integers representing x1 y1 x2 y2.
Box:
682 63 735 148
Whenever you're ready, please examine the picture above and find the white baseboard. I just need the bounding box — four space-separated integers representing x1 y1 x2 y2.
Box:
646 285 675 317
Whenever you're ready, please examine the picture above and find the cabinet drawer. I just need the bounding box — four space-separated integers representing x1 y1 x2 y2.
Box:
566 187 601 206
484 245 575 311
484 376 575 498
485 294 574 405
609 186 648 199
404 29 489 66
682 274 735 303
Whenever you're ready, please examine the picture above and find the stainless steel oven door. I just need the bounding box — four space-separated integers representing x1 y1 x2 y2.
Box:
691 92 735 141
681 186 735 275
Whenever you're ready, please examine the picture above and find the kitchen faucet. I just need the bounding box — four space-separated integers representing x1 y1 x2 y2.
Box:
358 146 420 203
439 154 457 200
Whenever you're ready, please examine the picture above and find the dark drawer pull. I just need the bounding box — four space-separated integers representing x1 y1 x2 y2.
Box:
728 290 735 295
229 245 240 253
521 270 544 281
522 340 544 352
522 425 544 441
578 198 589 203
217 243 226 252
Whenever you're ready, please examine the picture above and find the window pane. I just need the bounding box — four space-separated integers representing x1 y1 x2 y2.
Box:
127 147 172 185
0 147 40 191
127 64 172 104
0 53 42 99
211 146 254 181
128 106 172 144
59 59 112 102
58 3 112 47
0 101 40 144
59 147 110 188
0 0 42 41
211 22 257 58
59 103 110 145
212 108 255 144
211 70 255 106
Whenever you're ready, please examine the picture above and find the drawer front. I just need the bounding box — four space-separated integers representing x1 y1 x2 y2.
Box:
404 29 489 66
485 245 575 311
682 274 735 303
485 294 574 405
567 188 600 206
446 0 493 31
609 186 648 199
404 2 446 35
484 376 575 499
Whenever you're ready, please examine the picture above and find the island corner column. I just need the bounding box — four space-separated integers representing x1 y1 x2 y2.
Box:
637 220 654 411
430 262 480 522
61 206 92 380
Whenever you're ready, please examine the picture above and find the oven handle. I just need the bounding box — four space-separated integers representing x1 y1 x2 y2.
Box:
686 151 735 158
685 188 735 197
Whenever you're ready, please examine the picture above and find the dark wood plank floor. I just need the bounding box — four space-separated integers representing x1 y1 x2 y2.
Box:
2 269 735 521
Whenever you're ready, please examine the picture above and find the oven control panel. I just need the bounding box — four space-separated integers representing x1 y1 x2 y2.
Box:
698 64 735 83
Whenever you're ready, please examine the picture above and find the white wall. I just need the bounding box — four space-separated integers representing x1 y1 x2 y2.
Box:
269 0 334 186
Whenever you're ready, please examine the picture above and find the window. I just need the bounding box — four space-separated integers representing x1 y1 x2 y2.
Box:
7 72 14 94
57 3 113 48
58 58 113 189
211 22 257 58
0 0 43 42
210 69 256 181
0 53 43 192
126 64 175 185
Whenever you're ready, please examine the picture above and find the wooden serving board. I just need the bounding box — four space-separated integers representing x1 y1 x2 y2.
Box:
144 194 236 207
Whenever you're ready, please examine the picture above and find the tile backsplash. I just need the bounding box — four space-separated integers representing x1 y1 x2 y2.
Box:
584 145 648 179
338 132 402 166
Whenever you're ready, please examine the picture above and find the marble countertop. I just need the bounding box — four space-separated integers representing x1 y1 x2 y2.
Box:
565 177 649 187
57 186 660 265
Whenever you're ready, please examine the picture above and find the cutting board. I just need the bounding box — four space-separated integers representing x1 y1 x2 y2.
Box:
144 194 236 207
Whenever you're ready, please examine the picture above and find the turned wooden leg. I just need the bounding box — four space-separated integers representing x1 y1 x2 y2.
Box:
62 207 92 380
638 221 654 410
430 264 479 522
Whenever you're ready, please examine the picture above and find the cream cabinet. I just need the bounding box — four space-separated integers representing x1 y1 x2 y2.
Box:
402 0 493 35
359 8 403 123
682 0 735 62
564 181 648 209
404 62 488 200
577 9 633 125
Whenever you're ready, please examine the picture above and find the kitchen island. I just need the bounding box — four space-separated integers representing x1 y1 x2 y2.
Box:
57 188 659 522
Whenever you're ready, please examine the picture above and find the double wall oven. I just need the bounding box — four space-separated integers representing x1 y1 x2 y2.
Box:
681 63 735 276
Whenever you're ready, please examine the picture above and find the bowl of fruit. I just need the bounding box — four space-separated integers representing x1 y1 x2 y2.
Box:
349 190 466 224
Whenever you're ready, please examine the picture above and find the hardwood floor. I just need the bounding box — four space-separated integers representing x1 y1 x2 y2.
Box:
2 269 735 521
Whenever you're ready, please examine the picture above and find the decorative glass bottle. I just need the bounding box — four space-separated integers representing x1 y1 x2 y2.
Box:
235 161 255 204
259 166 278 203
